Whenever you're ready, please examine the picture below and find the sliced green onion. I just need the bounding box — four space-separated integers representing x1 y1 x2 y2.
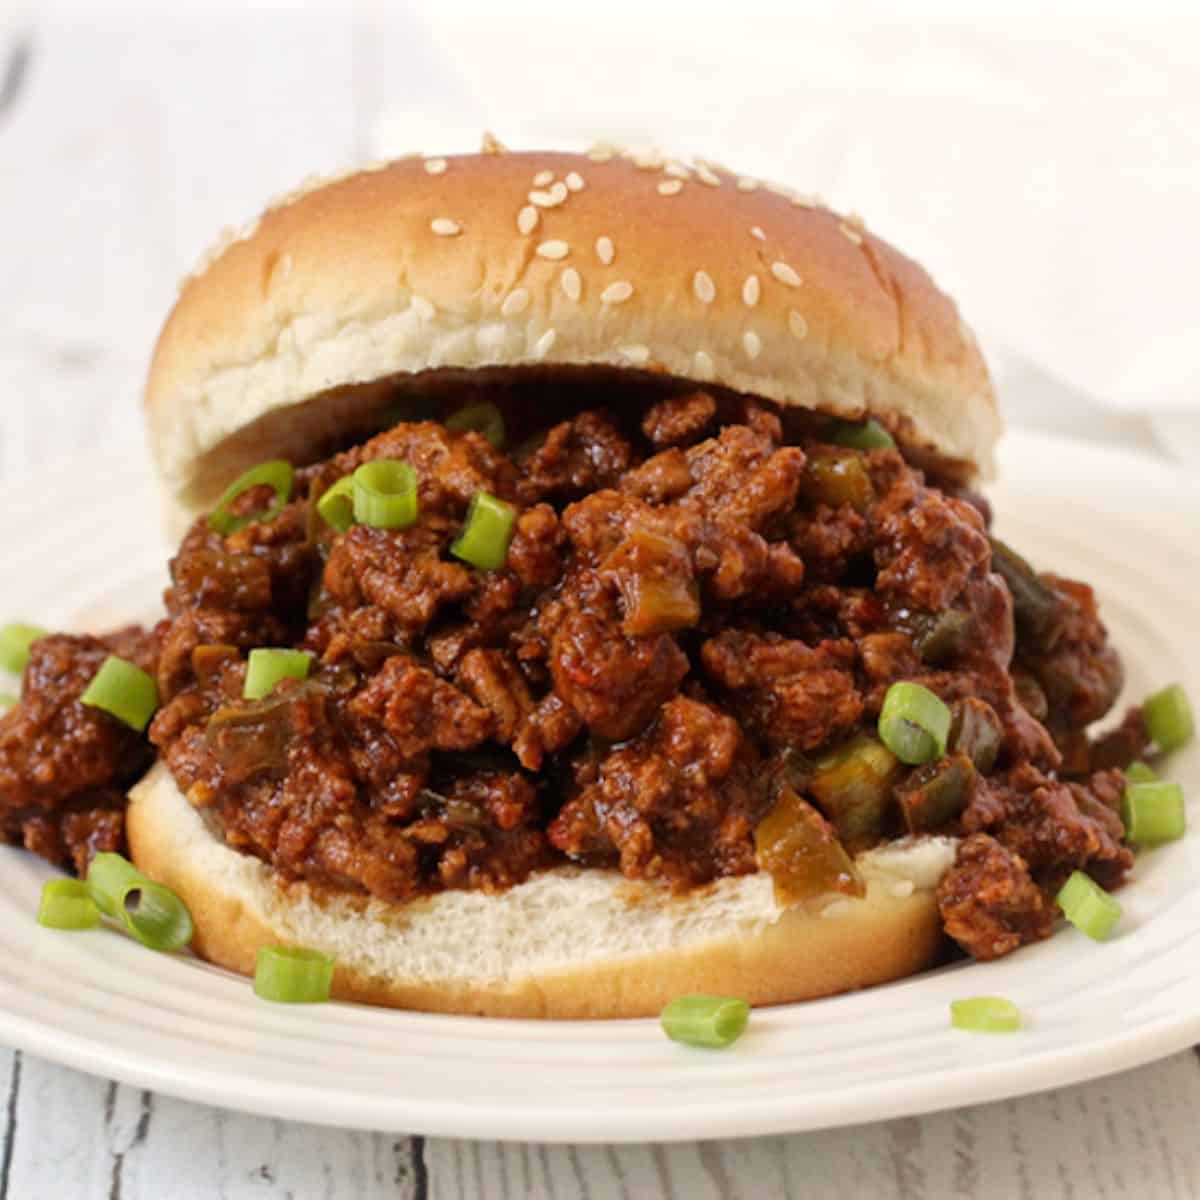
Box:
118 881 194 952
950 996 1021 1033
661 994 751 1049
1056 870 1122 941
1143 683 1194 752
450 491 516 571
244 648 312 701
254 945 335 1003
0 623 46 674
1125 760 1159 785
878 682 951 765
352 460 419 530
0 693 16 712
37 879 101 931
445 401 506 449
86 851 147 919
316 476 356 534
208 460 295 536
1122 780 1186 846
827 417 896 451
80 656 159 733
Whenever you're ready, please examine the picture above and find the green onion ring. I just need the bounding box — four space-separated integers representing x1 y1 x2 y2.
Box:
316 475 356 533
827 418 896 451
37 879 101 931
1122 780 1186 846
208 460 295 536
254 945 336 1003
445 401 506 449
0 623 46 674
352 460 419 530
1056 870 1122 941
950 996 1021 1033
450 491 517 571
877 682 951 765
80 656 159 733
661 994 751 1048
1124 760 1159 785
86 851 147 919
118 880 194 952
243 648 312 701
1143 683 1194 753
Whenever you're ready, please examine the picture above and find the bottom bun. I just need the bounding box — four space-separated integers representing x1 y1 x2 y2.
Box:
127 762 956 1019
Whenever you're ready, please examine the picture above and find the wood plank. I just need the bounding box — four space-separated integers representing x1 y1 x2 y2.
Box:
425 1052 1200 1199
3 1053 422 1199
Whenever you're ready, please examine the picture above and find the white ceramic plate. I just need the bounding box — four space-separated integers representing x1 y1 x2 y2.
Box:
0 431 1196 1143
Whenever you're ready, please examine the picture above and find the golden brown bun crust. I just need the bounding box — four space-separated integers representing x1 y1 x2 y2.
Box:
145 148 998 516
128 762 948 1019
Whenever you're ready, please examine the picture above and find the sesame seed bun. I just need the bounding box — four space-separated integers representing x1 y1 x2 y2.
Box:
144 147 999 522
127 762 956 1019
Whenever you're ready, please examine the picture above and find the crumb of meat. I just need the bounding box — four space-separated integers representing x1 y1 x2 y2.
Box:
937 833 1055 960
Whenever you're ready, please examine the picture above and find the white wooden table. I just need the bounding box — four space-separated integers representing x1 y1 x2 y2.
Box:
3 6 1200 1196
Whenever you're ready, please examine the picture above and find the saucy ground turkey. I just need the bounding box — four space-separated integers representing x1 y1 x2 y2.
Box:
0 380 1146 962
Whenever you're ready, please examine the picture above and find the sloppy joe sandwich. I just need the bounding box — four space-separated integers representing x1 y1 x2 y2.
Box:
0 145 1174 1018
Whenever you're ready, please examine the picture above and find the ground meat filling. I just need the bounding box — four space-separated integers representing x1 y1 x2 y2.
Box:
0 631 156 873
0 382 1137 961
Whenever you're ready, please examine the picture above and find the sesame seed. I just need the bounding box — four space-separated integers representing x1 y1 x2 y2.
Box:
501 288 530 317
845 211 867 231
791 193 820 209
619 345 651 366
657 179 683 196
424 157 447 175
742 275 760 307
536 240 570 260
480 131 506 155
693 350 715 380
750 226 766 241
595 236 615 265
518 205 539 235
587 149 614 163
664 161 691 179
534 328 557 358
561 267 582 302
530 182 569 208
601 280 633 304
736 177 759 192
633 152 663 171
430 217 462 236
695 166 721 187
411 295 435 320
788 310 809 339
839 223 864 245
770 261 802 287
565 171 585 191
765 180 795 199
532 169 554 187
693 270 716 304
743 330 762 360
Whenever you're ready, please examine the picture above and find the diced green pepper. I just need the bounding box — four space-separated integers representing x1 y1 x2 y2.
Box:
755 786 863 905
896 755 977 834
807 734 898 852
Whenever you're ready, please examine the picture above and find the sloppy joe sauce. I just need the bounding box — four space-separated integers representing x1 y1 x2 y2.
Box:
0 378 1142 961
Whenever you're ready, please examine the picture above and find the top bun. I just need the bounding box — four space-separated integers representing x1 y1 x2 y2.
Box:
145 144 999 518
